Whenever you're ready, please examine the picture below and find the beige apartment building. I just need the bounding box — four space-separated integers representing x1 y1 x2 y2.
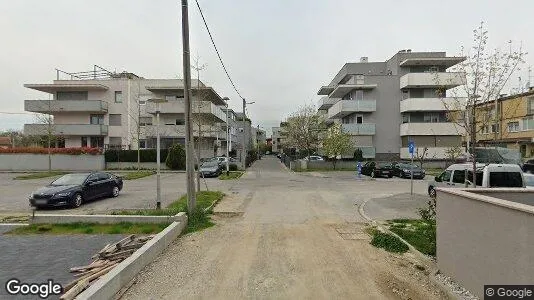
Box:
24 67 238 159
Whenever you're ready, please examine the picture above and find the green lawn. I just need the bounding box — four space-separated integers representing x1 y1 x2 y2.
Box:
13 172 66 180
119 171 155 180
6 222 168 235
387 219 436 256
218 171 244 180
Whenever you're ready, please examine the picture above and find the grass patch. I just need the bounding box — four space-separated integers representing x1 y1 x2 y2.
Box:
13 172 66 180
6 222 169 235
119 171 155 180
294 167 357 172
370 231 409 253
388 218 436 256
218 171 244 180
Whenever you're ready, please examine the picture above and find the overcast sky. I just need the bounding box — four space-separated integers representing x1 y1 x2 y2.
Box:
1 0 534 135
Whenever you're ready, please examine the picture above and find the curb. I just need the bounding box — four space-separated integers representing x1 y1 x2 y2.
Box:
30 214 184 225
358 198 460 300
204 195 225 213
76 213 188 300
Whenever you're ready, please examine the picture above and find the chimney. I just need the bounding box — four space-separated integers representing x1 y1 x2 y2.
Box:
360 57 368 63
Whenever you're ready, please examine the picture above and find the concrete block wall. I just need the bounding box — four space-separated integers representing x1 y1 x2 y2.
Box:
0 154 105 171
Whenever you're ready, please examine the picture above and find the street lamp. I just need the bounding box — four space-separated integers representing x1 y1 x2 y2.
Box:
242 99 255 169
148 98 168 210
222 97 230 175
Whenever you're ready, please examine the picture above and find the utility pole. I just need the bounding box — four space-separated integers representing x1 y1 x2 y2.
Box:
181 0 196 212
242 98 246 170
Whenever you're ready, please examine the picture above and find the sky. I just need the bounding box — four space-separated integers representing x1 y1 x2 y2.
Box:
1 0 534 135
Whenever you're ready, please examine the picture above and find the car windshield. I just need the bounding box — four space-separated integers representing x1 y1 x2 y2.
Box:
50 173 89 186
201 161 219 168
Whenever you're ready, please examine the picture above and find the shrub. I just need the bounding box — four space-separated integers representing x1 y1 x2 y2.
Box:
165 144 186 170
0 147 102 155
353 148 364 161
370 232 408 253
229 163 238 171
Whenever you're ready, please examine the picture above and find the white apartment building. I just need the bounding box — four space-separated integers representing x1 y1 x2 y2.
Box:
317 50 466 160
24 67 237 159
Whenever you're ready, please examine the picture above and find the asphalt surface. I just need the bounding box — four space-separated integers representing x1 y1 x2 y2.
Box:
0 224 125 300
121 157 444 299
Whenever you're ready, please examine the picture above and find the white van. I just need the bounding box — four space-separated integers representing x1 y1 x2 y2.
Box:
428 163 525 197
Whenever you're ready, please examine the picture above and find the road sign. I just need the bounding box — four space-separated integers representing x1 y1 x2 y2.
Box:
408 141 415 155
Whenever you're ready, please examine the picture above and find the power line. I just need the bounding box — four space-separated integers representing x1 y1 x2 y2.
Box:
194 0 245 100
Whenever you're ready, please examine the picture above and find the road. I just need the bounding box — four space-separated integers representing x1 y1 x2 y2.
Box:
121 157 446 299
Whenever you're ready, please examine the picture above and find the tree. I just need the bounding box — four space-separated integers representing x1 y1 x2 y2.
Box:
165 144 186 170
437 21 526 187
284 104 325 158
321 124 353 170
353 148 364 161
445 146 464 166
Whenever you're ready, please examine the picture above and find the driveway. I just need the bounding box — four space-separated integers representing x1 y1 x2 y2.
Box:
0 172 234 215
120 157 445 299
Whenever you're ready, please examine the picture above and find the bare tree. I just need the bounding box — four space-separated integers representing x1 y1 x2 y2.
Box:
284 104 325 158
437 21 526 187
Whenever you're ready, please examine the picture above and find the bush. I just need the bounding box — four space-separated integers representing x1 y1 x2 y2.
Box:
353 148 364 161
229 163 238 171
0 147 102 155
165 144 186 170
370 231 408 253
105 149 168 162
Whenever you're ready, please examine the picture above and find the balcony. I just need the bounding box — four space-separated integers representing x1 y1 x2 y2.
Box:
400 147 461 159
25 100 108 113
329 84 377 98
317 97 339 110
146 100 226 122
358 146 376 159
400 97 466 113
24 124 108 136
400 122 463 136
327 100 376 119
144 125 224 138
399 72 464 89
341 123 376 135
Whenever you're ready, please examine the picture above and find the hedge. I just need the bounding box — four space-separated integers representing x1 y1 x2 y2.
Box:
105 149 168 163
0 147 102 155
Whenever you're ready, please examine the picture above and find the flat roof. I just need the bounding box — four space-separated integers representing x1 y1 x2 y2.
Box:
329 84 377 98
399 57 466 67
145 86 225 105
24 83 109 93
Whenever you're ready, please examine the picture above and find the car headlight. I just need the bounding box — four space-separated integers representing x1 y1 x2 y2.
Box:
55 192 71 197
29 193 34 199
403 169 410 172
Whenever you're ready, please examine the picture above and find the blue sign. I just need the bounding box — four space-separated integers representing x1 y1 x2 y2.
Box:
357 161 362 178
408 141 415 155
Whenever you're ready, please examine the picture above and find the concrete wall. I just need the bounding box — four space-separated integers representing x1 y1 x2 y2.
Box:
0 154 104 171
436 188 534 298
106 162 169 170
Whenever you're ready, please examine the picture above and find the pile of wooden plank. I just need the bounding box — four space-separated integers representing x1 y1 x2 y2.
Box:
60 234 154 300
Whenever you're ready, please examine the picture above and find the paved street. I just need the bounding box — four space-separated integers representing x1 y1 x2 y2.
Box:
121 157 444 299
0 224 125 299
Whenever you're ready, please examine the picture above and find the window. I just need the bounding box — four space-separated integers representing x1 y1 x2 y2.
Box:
81 137 88 147
115 91 123 103
402 114 410 123
109 114 122 126
109 137 122 147
90 114 104 125
507 121 520 132
467 171 484 186
491 124 500 133
139 117 152 126
97 173 110 181
355 90 363 101
356 115 363 124
528 96 534 114
429 66 439 72
441 170 452 182
87 174 98 182
90 137 104 148
176 119 185 125
139 139 146 149
139 100 146 105
56 91 88 101
452 170 465 184
423 112 439 123
522 117 534 131
489 172 523 187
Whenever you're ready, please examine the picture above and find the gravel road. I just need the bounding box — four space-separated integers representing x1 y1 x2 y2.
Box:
121 157 446 299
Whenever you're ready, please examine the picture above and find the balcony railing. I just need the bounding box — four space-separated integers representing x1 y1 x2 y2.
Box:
24 100 108 113
400 122 463 136
400 72 464 89
144 124 224 138
317 97 339 110
341 123 376 135
24 124 108 136
146 100 226 122
327 100 376 119
400 97 466 113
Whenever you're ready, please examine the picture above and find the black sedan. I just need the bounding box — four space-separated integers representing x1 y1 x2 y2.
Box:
29 172 123 209
198 161 223 178
392 162 426 179
361 161 393 178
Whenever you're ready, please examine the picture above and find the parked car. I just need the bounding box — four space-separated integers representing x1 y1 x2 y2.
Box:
427 163 525 197
216 156 237 165
29 172 123 209
199 161 224 177
361 161 393 178
524 173 534 189
391 162 426 179
522 159 534 174
304 155 324 161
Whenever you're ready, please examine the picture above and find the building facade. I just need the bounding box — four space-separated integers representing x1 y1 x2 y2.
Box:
24 68 234 159
475 90 534 158
271 126 284 153
317 50 466 160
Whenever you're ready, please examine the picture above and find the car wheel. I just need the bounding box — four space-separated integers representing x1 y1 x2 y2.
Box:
71 193 83 208
388 174 393 178
112 186 120 197
428 186 436 198
371 171 375 178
